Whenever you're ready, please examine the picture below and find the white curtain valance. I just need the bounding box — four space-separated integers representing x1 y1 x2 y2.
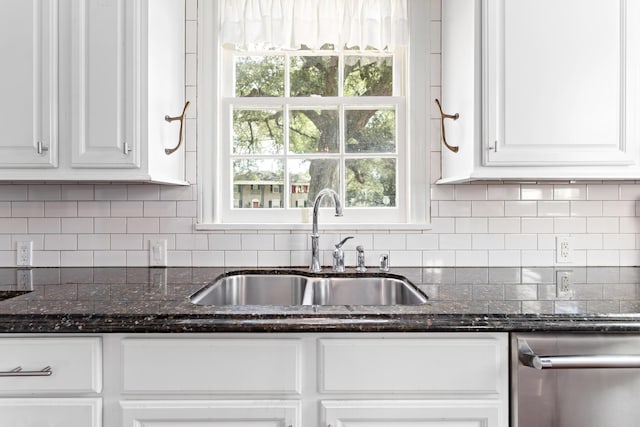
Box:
221 0 408 51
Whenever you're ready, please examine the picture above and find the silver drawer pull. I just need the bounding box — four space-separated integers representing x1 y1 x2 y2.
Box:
0 366 52 377
519 339 640 370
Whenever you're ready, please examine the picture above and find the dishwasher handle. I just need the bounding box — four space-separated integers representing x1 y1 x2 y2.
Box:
518 338 640 370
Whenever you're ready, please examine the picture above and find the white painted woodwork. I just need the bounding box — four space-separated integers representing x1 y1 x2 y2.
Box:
440 0 640 182
0 0 187 183
0 337 102 394
322 400 503 427
71 0 137 168
121 338 302 394
121 400 301 427
0 397 102 427
0 0 57 168
319 336 505 394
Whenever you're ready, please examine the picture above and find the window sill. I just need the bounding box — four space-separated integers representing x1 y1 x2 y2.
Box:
195 222 432 232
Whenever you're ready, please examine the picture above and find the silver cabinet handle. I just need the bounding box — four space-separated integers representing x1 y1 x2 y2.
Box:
518 339 640 370
36 141 49 155
0 366 52 377
123 142 132 155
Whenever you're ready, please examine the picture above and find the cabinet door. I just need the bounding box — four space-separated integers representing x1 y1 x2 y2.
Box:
121 400 301 427
0 0 57 168
70 0 138 168
323 400 504 427
484 0 640 167
0 398 101 427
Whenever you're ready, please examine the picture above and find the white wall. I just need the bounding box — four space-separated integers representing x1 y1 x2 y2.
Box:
0 0 638 268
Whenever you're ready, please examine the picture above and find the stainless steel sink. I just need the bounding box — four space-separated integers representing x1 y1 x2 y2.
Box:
189 270 428 306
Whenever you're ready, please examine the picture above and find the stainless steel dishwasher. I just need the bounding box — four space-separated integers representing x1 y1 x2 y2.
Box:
512 333 640 427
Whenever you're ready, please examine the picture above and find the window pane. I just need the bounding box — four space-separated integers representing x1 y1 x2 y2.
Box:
233 159 284 209
345 109 396 153
289 109 339 154
235 55 284 97
344 55 393 96
290 55 339 97
233 109 284 155
288 158 339 208
346 158 396 207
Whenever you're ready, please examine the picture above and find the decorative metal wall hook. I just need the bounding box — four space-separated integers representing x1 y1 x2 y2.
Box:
164 101 190 155
434 98 460 153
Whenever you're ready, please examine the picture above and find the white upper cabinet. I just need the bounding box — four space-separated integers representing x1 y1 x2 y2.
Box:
0 0 187 184
440 0 640 182
0 0 57 168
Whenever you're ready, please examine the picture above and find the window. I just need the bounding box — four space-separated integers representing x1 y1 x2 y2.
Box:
198 0 430 228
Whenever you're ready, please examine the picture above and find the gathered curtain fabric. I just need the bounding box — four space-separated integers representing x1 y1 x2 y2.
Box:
221 0 408 51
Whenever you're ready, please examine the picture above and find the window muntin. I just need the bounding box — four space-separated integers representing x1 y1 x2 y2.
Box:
222 49 405 221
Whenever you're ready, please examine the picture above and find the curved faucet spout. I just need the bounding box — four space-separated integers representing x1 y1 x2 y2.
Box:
310 188 342 272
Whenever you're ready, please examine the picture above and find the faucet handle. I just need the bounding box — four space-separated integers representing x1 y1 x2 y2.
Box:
335 236 354 249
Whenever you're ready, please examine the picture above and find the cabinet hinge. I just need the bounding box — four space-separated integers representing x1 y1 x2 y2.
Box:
488 141 498 152
123 142 132 155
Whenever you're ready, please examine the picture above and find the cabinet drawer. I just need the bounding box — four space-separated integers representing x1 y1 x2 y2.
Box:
0 337 102 394
122 338 302 394
319 335 507 394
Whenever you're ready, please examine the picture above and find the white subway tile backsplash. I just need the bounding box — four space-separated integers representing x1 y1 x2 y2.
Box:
522 250 554 266
521 218 553 234
192 250 225 267
45 201 78 217
0 202 10 217
488 185 520 200
225 250 258 267
553 185 586 200
373 234 406 250
111 201 143 217
602 201 635 216
620 250 640 266
61 218 94 234
406 234 438 250
27 218 59 234
489 250 521 267
61 185 94 201
0 185 27 201
587 217 619 234
620 184 640 200
472 234 504 250
209 234 242 250
505 234 537 250
504 201 537 217
604 234 635 250
620 217 640 233
456 250 488 267
127 185 160 200
488 217 521 234
554 217 587 233
143 201 177 217
176 234 208 250
455 218 489 233
126 251 150 267
61 251 93 267
78 234 110 250
94 185 127 201
33 250 60 267
439 201 471 217
127 218 160 234
95 218 126 234
586 250 619 266
587 184 619 200
44 235 77 250
78 201 110 217
573 234 603 250
12 202 44 217
257 251 291 267
521 185 553 200
242 234 274 250
274 234 307 250
455 184 487 201
472 201 504 217
538 201 570 217
111 234 143 250
571 201 603 217
28 185 61 201
440 234 471 250
431 185 454 201
94 251 126 267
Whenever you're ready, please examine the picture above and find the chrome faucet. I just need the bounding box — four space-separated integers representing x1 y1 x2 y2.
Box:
332 236 354 272
310 188 343 273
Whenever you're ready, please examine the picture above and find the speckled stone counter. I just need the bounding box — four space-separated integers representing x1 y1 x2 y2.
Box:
0 266 639 333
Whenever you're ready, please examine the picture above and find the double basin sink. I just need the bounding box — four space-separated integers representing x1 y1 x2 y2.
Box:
190 270 428 306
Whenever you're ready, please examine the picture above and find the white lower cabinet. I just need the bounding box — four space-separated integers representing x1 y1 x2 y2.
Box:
0 398 102 427
121 400 301 426
322 400 502 427
0 337 103 426
106 333 508 427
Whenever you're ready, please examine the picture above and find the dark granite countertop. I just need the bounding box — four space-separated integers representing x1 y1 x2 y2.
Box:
1 267 640 333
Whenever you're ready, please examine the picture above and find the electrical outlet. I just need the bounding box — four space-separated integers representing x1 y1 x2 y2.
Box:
556 270 574 298
556 236 574 263
16 241 33 266
149 239 168 267
16 269 33 291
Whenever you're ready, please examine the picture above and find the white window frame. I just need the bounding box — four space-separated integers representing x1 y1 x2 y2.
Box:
197 0 431 230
